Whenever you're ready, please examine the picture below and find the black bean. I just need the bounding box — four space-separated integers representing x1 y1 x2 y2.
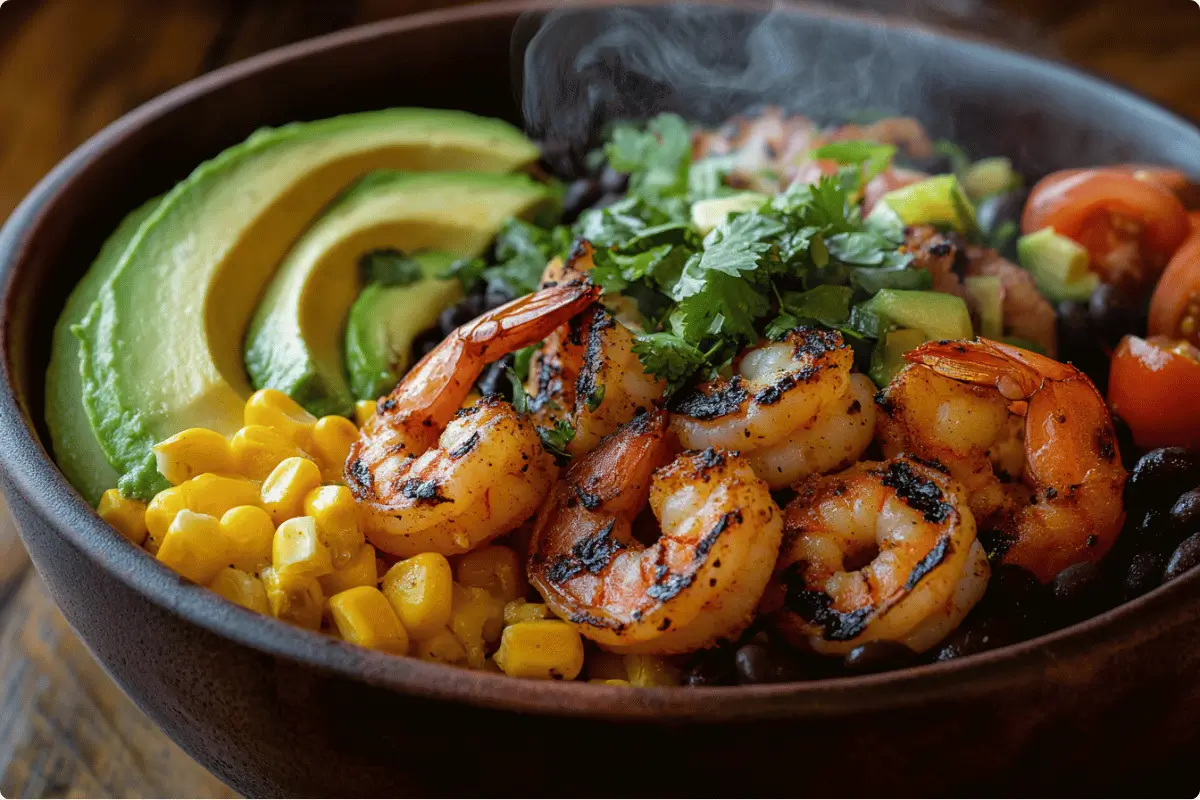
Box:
483 288 512 311
843 640 919 674
1049 561 1110 627
682 648 737 687
979 563 1047 635
1170 489 1200 533
438 295 485 336
477 354 515 400
1126 447 1200 513
935 616 1017 662
411 326 443 361
1109 414 1139 471
734 644 798 685
1056 300 1093 353
597 165 630 195
1088 283 1141 350
1122 550 1167 601
1163 533 1200 583
561 178 603 222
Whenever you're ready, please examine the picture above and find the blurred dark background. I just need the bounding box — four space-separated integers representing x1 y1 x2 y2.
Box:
0 0 1198 221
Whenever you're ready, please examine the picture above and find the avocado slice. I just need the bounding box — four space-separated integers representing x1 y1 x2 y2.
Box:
345 251 461 402
868 174 978 235
46 198 160 504
869 327 929 387
859 289 974 342
964 275 1004 340
246 171 552 417
1017 227 1099 302
75 108 538 500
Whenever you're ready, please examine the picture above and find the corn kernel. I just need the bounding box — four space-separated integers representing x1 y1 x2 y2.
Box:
230 425 313 481
144 485 188 554
503 598 551 626
589 679 632 686
584 651 627 681
461 390 482 410
328 586 409 654
456 545 526 603
412 626 468 665
183 473 262 519
303 485 364 568
310 415 359 480
449 584 505 669
624 654 681 687
319 543 379 595
261 565 323 629
97 489 148 545
244 388 316 448
494 621 585 680
260 457 322 525
156 510 228 585
208 567 271 614
382 552 454 640
354 400 376 428
273 516 333 580
152 428 234 485
218 505 275 574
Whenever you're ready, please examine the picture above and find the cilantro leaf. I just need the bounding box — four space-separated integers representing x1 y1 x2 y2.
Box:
359 249 424 287
810 141 897 183
538 420 576 463
671 212 785 301
506 368 530 415
605 114 693 199
442 256 487 290
631 332 707 395
480 219 572 296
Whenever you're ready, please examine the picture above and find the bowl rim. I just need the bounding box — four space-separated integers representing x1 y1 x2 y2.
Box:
2 0 1199 720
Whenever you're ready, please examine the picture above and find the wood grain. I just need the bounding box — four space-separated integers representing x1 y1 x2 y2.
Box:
0 0 1196 796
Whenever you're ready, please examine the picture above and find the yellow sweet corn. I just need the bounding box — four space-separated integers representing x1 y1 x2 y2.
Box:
152 428 233 485
218 505 275 575
183 473 262 519
156 510 228 585
310 415 359 480
503 598 551 626
96 489 148 545
243 388 316 448
260 457 322 526
272 516 333 580
494 621 585 680
303 485 364 568
144 485 189 555
319 543 379 596
381 552 454 641
589 679 632 686
449 584 505 669
261 565 323 629
624 654 681 687
229 425 313 481
412 626 468 665
208 567 271 615
456 545 525 603
328 586 410 654
354 400 376 428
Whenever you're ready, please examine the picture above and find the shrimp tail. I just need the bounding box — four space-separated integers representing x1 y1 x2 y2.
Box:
906 337 1070 400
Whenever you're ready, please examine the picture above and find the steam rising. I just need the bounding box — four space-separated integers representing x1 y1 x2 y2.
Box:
516 0 1047 172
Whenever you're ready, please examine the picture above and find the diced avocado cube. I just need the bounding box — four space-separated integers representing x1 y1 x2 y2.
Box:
962 157 1021 201
690 192 769 235
964 275 1004 340
1017 228 1098 301
859 289 974 342
869 328 929 387
867 174 978 234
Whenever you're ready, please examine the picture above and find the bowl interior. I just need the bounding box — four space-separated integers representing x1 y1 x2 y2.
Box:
3 0 1200 709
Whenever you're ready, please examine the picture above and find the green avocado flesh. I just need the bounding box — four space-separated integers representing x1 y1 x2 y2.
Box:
345 251 461 402
860 289 974 342
1017 227 1099 302
46 199 160 505
71 108 538 500
869 327 928 387
245 171 552 417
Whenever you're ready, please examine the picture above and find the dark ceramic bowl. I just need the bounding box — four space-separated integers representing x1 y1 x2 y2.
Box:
3 1 1200 796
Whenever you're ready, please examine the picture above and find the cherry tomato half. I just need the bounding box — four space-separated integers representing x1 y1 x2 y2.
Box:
1148 228 1200 346
1023 168 1189 287
1109 335 1200 451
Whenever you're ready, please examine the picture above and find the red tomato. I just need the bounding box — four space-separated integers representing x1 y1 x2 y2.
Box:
1022 168 1189 286
1148 229 1200 345
1109 335 1200 450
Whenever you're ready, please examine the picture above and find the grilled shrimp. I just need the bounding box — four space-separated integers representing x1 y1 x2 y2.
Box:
669 328 876 489
528 411 783 654
775 457 986 655
527 242 667 456
346 282 600 557
888 338 1127 582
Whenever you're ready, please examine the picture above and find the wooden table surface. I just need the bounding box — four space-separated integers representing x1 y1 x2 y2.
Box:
0 0 1198 797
